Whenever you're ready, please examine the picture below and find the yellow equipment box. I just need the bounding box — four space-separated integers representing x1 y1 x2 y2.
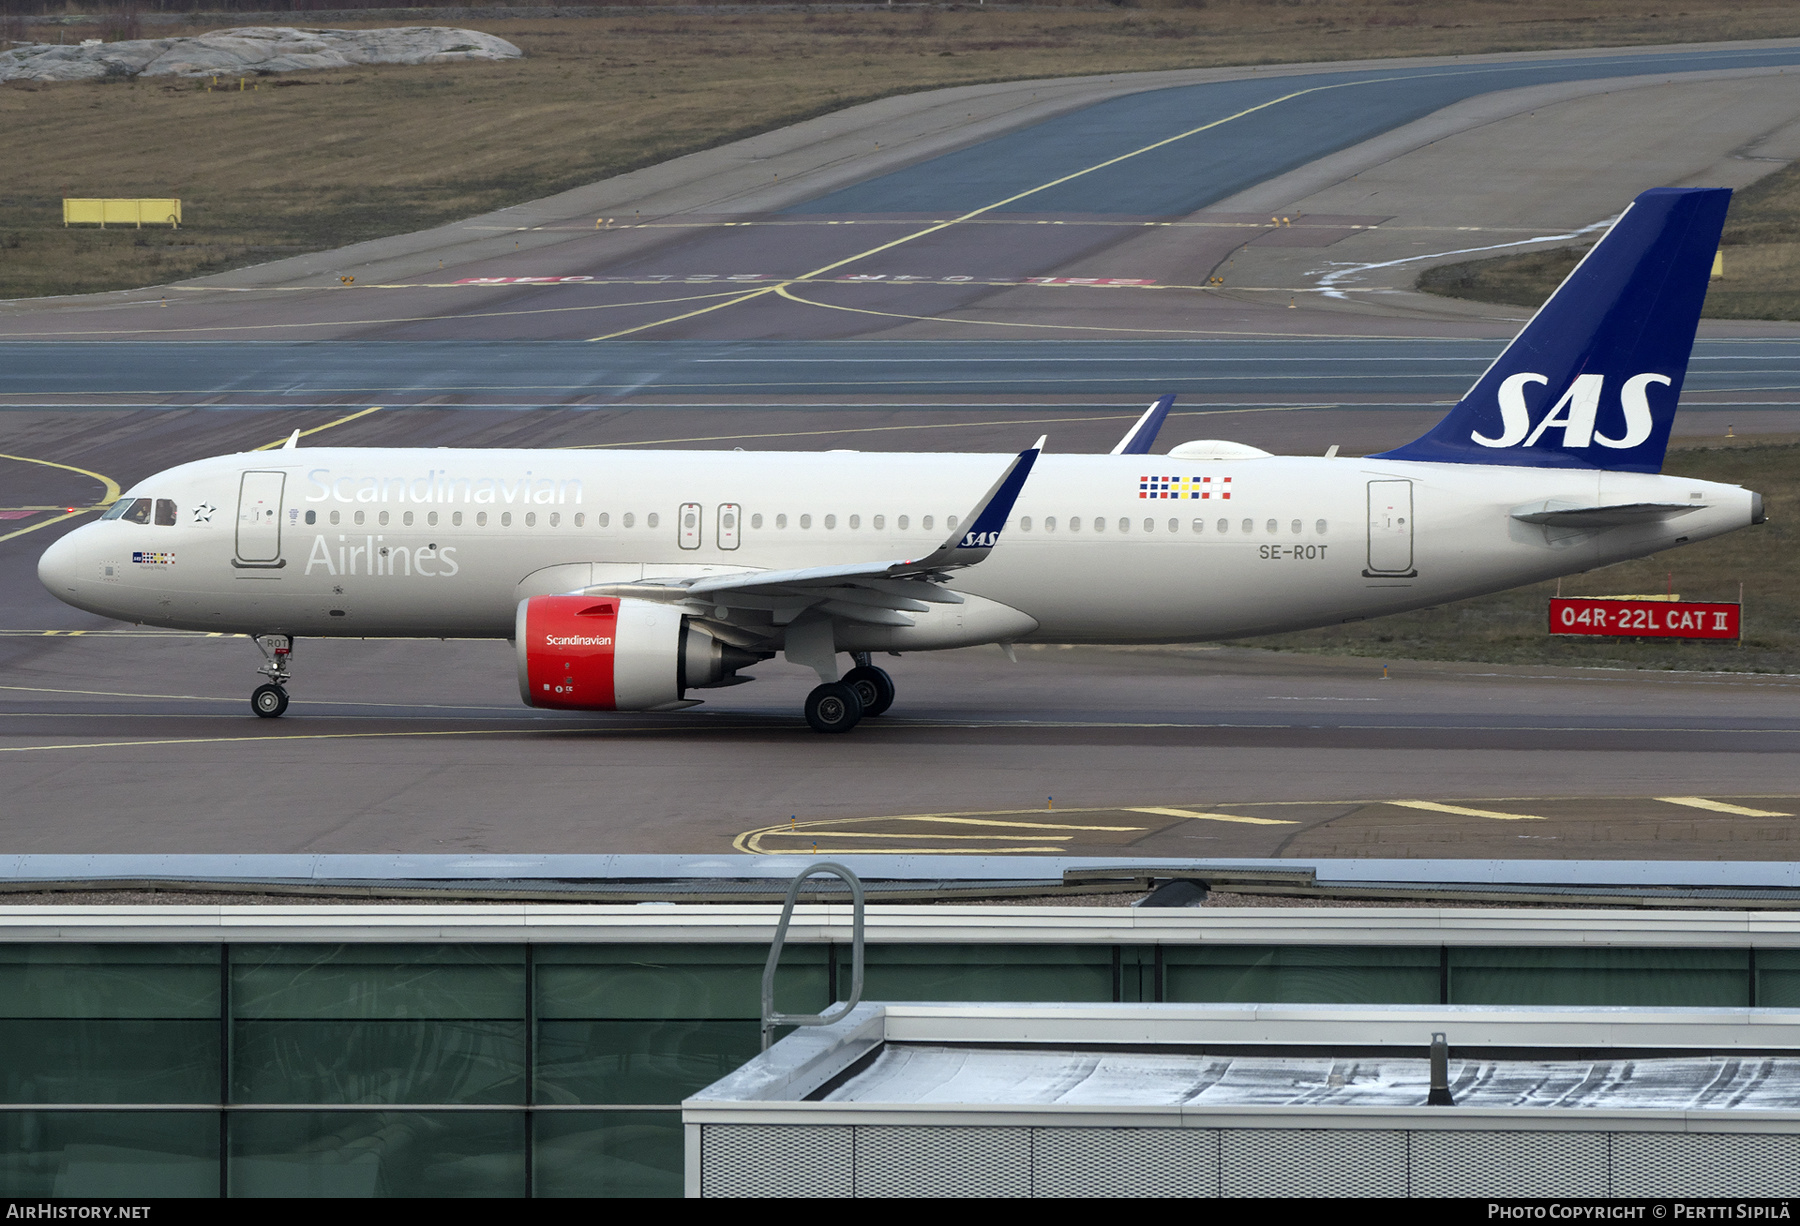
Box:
63 199 182 228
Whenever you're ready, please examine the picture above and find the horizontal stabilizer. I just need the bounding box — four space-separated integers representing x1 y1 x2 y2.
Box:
1511 501 1699 527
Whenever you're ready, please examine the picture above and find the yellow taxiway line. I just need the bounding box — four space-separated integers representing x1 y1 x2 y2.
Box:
0 453 122 543
1656 795 1794 818
1388 799 1546 822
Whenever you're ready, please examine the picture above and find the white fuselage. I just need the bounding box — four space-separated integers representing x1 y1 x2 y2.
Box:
39 447 1758 643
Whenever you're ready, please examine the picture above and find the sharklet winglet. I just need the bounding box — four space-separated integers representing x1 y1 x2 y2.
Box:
1111 394 1176 455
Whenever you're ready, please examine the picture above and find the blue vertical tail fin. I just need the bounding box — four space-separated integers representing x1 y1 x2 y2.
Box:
1374 187 1730 473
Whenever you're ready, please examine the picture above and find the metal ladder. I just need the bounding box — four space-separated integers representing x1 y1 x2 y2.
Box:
760 862 865 1051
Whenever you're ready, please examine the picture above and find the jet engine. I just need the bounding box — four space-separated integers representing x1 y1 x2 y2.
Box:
515 595 760 711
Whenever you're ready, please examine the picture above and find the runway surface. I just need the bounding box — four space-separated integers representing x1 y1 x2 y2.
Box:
3 42 1799 861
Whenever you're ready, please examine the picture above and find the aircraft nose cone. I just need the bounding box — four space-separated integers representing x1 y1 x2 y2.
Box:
38 527 89 600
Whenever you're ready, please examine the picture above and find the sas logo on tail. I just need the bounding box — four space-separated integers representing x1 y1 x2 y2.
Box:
1474 372 1671 450
961 531 1002 548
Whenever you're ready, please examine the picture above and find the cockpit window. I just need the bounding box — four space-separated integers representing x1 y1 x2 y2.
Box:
154 499 177 526
121 498 152 524
100 500 131 520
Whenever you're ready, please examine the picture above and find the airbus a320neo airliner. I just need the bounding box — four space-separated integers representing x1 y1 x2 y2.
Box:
39 187 1763 731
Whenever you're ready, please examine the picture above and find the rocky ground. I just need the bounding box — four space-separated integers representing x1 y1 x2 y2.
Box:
0 25 520 82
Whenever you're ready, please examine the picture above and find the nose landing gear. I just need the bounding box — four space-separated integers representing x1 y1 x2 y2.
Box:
251 634 294 719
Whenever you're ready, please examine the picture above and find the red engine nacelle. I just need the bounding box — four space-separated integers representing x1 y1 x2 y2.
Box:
515 595 757 711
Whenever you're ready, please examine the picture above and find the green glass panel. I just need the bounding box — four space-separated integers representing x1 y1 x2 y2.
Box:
0 944 218 1019
842 944 1115 1002
1757 950 1800 1007
229 1111 525 1198
233 1020 525 1105
536 1019 760 1105
1449 948 1751 1006
1163 946 1440 1004
232 945 525 1020
0 1111 218 1197
0 1020 218 1104
536 944 828 1019
534 1111 682 1198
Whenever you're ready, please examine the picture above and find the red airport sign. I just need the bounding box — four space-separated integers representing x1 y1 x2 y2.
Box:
1549 597 1740 640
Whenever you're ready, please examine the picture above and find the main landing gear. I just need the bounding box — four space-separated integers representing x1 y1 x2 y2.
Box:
804 653 896 733
250 634 293 719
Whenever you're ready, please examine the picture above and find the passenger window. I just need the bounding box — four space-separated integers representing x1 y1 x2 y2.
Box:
1019 516 1031 531
751 513 763 529
947 515 958 531
354 510 365 526
848 515 859 529
155 499 177 526
1119 518 1129 533
550 512 559 527
647 512 659 529
1218 519 1229 533
1316 519 1328 534
922 516 934 531
1069 517 1080 532
776 513 787 529
1045 517 1056 532
1143 518 1153 532
800 514 812 529
596 513 608 528
898 515 909 530
573 513 583 527
429 511 439 527
824 515 836 529
525 512 536 527
403 511 414 527
1192 519 1204 533
477 512 488 527
378 511 390 526
623 513 635 528
1266 519 1277 534
1242 519 1254 534
502 512 513 527
872 514 883 530
1094 517 1105 533
330 510 341 526
1291 519 1301 534
452 512 463 527
124 499 152 524
1168 519 1178 533
683 510 697 529
304 510 316 526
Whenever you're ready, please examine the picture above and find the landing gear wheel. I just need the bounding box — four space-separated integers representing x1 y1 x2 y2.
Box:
251 683 289 719
843 665 895 717
804 681 864 733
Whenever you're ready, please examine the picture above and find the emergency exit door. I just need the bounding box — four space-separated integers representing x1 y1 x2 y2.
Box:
235 471 285 566
679 502 703 549
717 503 741 550
1366 479 1415 576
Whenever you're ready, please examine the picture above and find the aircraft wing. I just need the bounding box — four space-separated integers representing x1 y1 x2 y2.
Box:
583 438 1044 631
